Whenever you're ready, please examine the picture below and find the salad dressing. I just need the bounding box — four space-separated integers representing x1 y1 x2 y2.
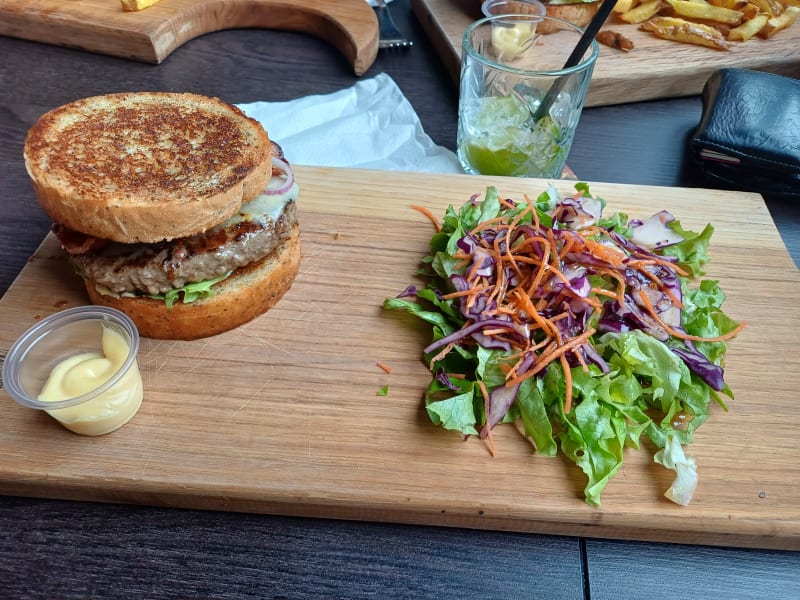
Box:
671 412 693 431
38 324 143 435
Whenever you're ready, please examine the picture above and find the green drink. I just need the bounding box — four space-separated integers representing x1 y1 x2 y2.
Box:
456 15 598 179
458 94 566 178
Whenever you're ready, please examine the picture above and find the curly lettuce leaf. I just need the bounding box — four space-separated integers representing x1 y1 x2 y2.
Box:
660 222 714 277
424 376 480 436
148 272 231 308
654 433 698 506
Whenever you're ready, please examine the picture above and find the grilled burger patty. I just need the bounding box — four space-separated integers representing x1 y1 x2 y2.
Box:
59 189 298 296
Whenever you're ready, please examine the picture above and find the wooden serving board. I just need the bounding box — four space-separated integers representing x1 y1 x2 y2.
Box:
412 0 800 105
0 0 378 75
1 166 799 550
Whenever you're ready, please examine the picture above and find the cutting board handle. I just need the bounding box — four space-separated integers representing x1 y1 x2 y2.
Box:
0 0 379 75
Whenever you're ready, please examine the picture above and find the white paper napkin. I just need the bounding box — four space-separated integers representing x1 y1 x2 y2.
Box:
237 73 461 174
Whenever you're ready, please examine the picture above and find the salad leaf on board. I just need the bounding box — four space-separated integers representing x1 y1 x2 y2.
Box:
384 184 744 506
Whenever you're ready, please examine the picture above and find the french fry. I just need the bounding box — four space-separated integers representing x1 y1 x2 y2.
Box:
739 3 761 20
758 5 800 36
749 0 782 15
614 0 641 12
764 0 784 14
619 0 798 49
596 29 636 50
707 0 748 10
667 0 744 24
120 0 162 11
620 0 664 23
727 13 769 39
641 16 731 49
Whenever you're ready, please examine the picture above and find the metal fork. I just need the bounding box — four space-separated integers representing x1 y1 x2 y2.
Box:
375 0 413 49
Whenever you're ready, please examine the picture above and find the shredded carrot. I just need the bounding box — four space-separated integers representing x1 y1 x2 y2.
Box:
477 380 496 457
558 233 578 259
428 341 455 371
499 197 517 209
482 328 513 336
410 204 442 232
591 287 619 299
422 193 743 422
633 254 689 276
572 348 589 372
594 267 627 304
511 288 561 341
637 290 746 342
376 361 392 374
524 194 539 229
510 235 551 256
546 228 560 270
505 328 597 389
441 284 492 300
582 238 627 267
465 254 487 283
470 215 511 235
634 267 685 308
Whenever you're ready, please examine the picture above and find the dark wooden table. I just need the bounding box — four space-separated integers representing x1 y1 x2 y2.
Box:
1 2 798 598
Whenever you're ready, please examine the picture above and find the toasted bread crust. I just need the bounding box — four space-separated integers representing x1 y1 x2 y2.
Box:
84 225 301 340
24 92 272 244
541 3 601 32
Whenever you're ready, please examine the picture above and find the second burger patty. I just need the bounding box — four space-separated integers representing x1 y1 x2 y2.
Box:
69 191 298 296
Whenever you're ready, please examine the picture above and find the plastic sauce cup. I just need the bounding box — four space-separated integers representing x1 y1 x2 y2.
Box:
2 306 143 436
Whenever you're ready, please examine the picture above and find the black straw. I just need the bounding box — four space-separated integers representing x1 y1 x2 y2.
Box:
531 0 617 121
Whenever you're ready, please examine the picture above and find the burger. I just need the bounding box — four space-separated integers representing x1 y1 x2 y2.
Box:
23 92 301 340
541 0 601 30
481 0 602 33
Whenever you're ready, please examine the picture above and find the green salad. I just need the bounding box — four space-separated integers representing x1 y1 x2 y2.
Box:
384 184 744 506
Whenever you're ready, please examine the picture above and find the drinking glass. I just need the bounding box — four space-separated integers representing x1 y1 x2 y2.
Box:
457 14 599 179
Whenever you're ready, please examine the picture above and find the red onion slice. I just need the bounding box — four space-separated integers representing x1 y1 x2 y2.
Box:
263 156 295 196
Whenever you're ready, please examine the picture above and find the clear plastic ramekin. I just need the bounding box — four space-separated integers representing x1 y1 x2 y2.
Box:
2 306 143 436
482 0 546 19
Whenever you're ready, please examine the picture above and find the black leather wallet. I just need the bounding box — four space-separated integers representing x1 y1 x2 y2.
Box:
689 68 800 199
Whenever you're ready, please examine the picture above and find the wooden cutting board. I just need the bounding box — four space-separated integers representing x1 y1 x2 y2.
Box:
412 0 800 105
1 166 799 550
0 0 378 75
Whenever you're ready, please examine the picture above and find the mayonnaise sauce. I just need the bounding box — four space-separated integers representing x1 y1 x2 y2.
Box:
491 22 536 61
38 324 143 435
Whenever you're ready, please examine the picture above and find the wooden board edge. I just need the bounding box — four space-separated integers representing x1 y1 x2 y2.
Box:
2 477 798 551
0 0 379 74
0 12 160 62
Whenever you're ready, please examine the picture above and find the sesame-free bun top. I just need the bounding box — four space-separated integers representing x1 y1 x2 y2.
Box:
24 92 272 244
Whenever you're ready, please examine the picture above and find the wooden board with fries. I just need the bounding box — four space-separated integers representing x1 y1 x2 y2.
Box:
0 0 379 76
412 0 800 106
622 0 799 50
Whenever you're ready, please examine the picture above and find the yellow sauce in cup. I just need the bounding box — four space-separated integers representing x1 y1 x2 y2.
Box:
491 21 536 61
38 325 143 435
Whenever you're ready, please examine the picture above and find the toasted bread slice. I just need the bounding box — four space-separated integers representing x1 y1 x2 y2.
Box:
24 92 272 244
542 2 601 32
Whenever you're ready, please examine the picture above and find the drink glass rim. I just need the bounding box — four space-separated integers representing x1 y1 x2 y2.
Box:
462 14 599 78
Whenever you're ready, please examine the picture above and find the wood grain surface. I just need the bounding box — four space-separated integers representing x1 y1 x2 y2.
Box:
0 166 798 550
411 0 800 106
0 0 379 75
